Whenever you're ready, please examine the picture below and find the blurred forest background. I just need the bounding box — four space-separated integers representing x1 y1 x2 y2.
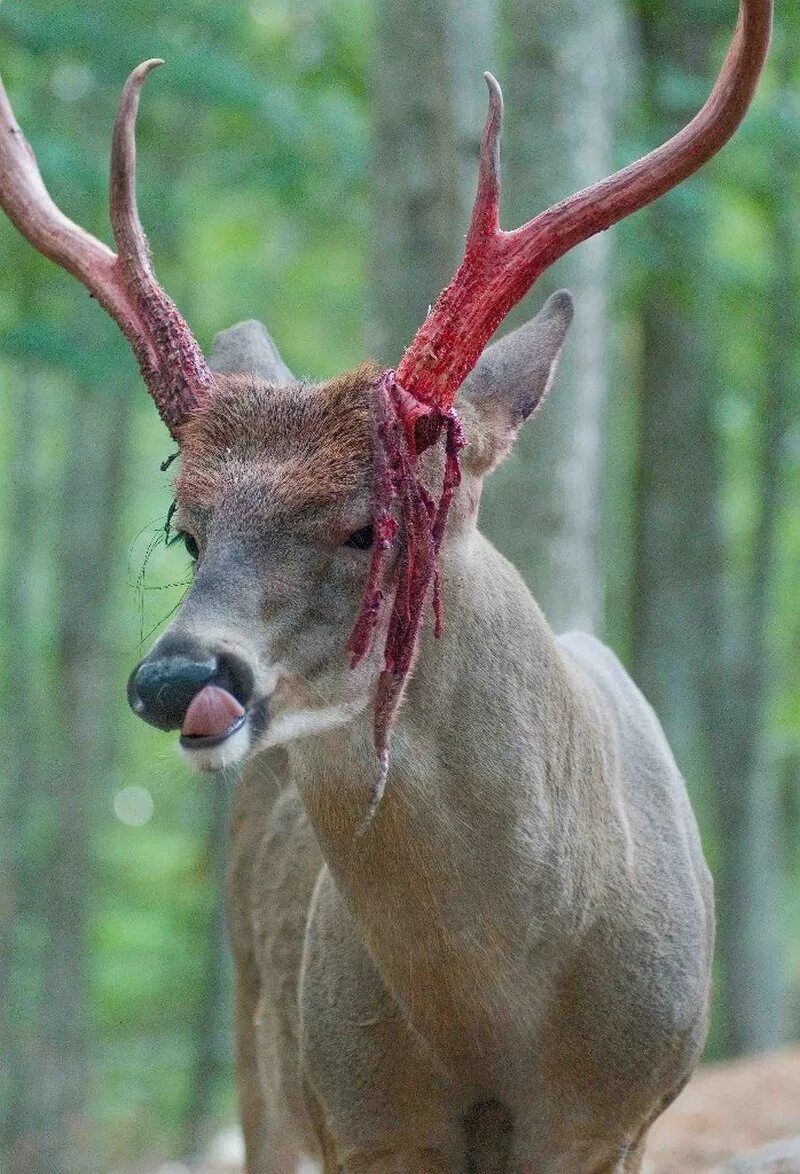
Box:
0 0 798 1170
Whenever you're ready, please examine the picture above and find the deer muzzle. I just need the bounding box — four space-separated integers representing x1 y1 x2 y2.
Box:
127 640 255 752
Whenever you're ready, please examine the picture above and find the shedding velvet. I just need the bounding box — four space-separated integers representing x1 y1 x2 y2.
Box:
348 371 464 811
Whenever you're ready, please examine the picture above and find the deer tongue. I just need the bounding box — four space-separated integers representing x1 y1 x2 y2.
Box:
181 685 244 740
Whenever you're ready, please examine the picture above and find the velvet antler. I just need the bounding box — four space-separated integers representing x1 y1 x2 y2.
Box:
351 0 772 803
0 60 211 437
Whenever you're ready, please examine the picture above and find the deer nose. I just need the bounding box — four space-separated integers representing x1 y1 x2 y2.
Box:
127 645 254 733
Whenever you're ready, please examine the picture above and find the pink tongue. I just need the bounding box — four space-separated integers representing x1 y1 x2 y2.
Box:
182 685 245 739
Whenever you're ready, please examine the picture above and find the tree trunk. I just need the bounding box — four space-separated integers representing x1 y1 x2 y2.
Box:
631 269 722 784
369 0 495 368
0 374 48 1172
704 177 793 1056
37 384 131 1173
479 0 622 633
629 4 727 791
632 5 788 1054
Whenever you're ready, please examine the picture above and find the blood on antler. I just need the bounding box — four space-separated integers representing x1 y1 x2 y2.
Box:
350 0 772 796
0 60 210 437
397 0 772 413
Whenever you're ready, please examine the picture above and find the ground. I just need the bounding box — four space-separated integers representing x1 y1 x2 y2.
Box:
646 1048 800 1171
139 1049 800 1174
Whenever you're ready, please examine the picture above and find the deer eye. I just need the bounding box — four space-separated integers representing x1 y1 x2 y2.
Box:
179 531 200 560
344 525 374 551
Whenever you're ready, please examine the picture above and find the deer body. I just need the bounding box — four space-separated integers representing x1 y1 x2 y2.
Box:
0 5 769 1170
227 472 713 1172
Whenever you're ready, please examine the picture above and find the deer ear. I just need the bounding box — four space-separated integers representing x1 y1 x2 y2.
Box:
209 319 294 381
456 290 573 475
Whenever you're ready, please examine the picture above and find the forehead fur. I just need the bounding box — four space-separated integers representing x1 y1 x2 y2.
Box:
176 363 380 511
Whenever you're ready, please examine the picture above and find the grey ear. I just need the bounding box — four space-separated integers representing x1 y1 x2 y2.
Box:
460 290 573 424
209 319 294 381
457 290 573 475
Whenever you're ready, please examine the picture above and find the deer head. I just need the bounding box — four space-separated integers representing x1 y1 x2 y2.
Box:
0 0 771 801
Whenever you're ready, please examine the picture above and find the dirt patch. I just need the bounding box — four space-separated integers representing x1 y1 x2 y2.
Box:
646 1049 800 1172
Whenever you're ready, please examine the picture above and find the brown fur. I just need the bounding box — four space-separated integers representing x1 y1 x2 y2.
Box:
177 364 379 513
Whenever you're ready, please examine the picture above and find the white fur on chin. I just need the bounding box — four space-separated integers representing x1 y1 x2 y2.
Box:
179 721 251 773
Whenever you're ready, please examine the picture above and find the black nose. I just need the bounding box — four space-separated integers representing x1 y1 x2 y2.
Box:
128 642 254 732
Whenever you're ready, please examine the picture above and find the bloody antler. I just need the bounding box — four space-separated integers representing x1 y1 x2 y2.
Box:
351 0 772 802
0 60 210 437
397 0 772 412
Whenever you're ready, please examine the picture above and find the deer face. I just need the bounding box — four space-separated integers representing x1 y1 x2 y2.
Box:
128 365 386 772
127 294 574 773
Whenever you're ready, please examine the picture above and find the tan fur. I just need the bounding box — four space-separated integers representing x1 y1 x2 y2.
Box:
139 303 713 1172
177 365 379 513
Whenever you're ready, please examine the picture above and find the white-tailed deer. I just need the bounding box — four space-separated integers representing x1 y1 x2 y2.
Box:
0 2 771 1170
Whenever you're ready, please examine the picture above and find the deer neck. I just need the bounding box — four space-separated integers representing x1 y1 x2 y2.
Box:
288 528 619 1070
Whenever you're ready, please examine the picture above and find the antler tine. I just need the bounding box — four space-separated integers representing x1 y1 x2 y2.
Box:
110 59 164 274
465 72 502 252
107 60 213 435
0 62 211 439
397 0 772 416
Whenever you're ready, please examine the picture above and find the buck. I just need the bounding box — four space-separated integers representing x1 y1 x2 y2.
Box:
0 2 771 1170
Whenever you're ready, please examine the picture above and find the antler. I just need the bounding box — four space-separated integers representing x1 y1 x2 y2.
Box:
396 0 773 414
0 60 211 437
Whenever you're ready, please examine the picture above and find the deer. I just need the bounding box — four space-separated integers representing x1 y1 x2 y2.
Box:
0 1 772 1170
